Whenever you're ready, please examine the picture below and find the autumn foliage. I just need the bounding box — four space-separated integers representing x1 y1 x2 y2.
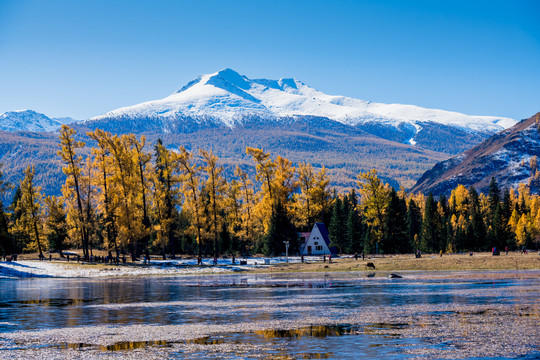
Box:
0 127 538 259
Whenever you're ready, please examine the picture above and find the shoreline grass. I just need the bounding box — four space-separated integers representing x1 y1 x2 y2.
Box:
8 251 539 276
256 252 540 273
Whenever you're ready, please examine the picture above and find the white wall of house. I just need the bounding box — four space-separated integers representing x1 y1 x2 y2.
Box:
302 225 331 255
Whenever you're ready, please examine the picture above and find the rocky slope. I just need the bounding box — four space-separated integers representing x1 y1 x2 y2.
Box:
411 113 540 195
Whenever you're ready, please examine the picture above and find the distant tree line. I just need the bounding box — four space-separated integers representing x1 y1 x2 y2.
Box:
0 126 538 260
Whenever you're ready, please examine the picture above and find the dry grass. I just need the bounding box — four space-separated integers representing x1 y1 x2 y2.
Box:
12 251 540 274
256 252 540 274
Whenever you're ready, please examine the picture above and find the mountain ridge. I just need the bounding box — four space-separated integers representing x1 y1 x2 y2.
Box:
0 109 77 132
411 113 540 195
88 68 516 139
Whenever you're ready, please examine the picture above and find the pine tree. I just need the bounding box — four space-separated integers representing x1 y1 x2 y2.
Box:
58 125 88 258
177 147 204 257
16 165 45 257
488 177 501 215
87 129 119 257
0 201 11 256
296 162 316 229
384 189 409 253
131 135 153 256
358 169 390 254
200 149 227 257
407 199 422 250
468 186 487 251
263 200 297 256
489 203 514 250
234 166 255 251
502 188 513 221
219 220 232 255
345 202 362 253
0 164 12 206
246 147 277 248
44 196 68 256
328 196 345 252
9 186 26 254
0 165 12 256
420 193 441 253
153 138 182 259
104 134 140 260
296 163 331 229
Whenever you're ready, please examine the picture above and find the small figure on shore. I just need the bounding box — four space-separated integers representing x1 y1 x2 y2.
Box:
145 249 150 264
329 254 332 263
49 254 52 261
323 255 326 263
213 256 217 265
301 254 304 263
415 250 422 258
232 254 235 265
362 253 365 261
439 250 443 257
197 256 202 265
354 252 358 261
505 246 508 255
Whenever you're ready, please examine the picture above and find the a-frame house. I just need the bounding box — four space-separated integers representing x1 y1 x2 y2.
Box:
301 222 335 256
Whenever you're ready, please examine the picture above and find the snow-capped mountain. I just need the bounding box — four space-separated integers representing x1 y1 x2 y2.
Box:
90 68 516 140
411 113 540 195
0 110 74 132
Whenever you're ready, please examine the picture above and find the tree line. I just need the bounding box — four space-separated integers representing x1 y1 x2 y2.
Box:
0 126 538 260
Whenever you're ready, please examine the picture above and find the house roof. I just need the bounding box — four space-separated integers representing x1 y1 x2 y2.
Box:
314 222 331 246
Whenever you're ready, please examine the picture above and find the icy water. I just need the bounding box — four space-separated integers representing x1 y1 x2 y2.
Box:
0 271 539 359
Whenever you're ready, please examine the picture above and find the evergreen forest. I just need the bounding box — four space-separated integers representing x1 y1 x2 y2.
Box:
0 126 538 261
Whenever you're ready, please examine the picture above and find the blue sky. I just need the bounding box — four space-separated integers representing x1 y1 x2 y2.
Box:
0 0 538 120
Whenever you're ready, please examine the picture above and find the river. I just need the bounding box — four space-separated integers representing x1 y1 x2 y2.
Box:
0 270 538 359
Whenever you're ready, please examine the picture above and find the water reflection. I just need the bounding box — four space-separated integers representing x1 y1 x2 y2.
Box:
0 271 538 359
61 340 172 351
0 274 538 333
255 325 356 338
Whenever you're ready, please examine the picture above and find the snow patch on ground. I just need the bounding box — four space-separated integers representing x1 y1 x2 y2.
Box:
0 257 323 279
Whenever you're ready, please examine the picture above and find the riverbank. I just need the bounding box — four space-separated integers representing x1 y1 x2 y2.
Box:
262 251 540 273
1 251 538 278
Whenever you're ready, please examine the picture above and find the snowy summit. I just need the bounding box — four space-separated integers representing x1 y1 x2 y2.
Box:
90 68 516 134
0 110 62 132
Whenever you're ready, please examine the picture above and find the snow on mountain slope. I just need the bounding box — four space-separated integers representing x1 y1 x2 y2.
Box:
411 113 540 195
90 68 516 133
0 110 64 132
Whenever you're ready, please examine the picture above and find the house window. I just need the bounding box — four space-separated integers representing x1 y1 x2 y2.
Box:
316 245 323 251
314 242 318 245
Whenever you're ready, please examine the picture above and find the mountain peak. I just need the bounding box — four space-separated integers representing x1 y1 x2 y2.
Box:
213 68 246 82
0 109 61 132
204 68 252 93
92 69 517 135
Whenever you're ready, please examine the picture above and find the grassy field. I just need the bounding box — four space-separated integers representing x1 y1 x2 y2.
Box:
259 252 540 273
11 251 540 274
